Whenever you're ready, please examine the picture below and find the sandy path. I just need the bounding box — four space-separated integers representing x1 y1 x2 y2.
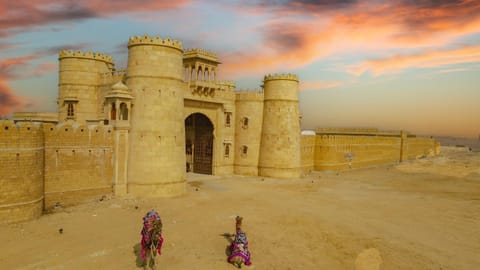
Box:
1 147 479 269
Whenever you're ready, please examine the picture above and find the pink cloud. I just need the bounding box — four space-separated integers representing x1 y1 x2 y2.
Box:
0 55 48 116
0 0 190 36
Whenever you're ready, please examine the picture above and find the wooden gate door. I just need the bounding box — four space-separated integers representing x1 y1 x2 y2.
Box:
193 115 213 174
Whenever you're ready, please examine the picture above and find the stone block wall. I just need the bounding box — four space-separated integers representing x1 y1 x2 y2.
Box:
43 124 114 209
405 137 439 159
300 134 316 173
314 134 402 171
311 132 439 171
234 91 264 176
0 121 44 224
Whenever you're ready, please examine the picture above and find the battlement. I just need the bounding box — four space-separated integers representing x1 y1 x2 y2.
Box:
217 81 236 92
101 69 127 84
59 50 114 64
235 90 264 101
217 81 236 87
128 35 183 51
0 120 42 133
264 73 299 82
184 48 219 62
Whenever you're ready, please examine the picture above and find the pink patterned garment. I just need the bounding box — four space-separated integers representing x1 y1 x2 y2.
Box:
140 210 164 260
228 231 252 266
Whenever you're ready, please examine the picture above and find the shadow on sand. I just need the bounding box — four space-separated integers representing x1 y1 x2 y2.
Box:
221 233 233 257
133 243 145 268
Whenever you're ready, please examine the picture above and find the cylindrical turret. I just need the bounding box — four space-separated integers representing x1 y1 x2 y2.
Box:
234 90 264 176
258 74 301 178
58 50 114 124
126 35 186 197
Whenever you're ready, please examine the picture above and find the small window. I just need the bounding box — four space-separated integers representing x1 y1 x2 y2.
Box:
225 113 231 127
110 102 116 120
241 117 249 129
224 144 230 157
242 145 248 155
66 102 75 118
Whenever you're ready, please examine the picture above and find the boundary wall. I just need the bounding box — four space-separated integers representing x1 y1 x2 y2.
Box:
300 129 440 171
0 121 44 224
43 124 114 209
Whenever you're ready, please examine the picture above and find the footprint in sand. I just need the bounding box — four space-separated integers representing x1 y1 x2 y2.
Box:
355 248 382 270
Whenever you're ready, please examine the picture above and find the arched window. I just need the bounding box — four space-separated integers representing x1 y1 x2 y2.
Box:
197 67 202 81
120 102 128 120
242 145 248 155
110 102 116 120
204 69 209 81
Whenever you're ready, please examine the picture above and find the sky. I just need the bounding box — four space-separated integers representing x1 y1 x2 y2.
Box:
1 0 479 138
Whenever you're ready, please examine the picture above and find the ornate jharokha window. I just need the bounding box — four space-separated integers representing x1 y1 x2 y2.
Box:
66 102 75 118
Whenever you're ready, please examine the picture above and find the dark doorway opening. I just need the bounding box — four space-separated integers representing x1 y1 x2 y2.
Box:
185 113 214 174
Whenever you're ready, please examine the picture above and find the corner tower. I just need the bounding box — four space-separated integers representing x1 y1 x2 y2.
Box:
58 50 114 124
125 35 186 197
258 74 301 178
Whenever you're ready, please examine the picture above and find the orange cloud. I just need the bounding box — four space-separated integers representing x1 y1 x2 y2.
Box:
220 0 480 78
350 45 480 76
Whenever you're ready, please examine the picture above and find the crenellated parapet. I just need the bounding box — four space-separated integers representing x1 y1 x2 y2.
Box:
264 73 299 82
235 90 264 101
101 69 127 85
0 120 44 147
128 35 183 51
59 50 114 64
43 123 113 147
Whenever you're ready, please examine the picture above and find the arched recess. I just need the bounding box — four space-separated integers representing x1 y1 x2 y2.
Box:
120 102 128 120
185 113 214 174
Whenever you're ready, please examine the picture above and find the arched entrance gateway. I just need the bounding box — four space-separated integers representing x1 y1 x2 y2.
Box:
185 113 214 174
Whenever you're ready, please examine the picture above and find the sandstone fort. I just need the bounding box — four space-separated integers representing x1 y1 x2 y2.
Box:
0 35 440 224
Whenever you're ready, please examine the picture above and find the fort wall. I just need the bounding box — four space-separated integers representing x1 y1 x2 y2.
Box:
300 134 316 173
405 137 440 159
0 121 44 224
311 129 439 171
234 90 264 176
43 124 114 209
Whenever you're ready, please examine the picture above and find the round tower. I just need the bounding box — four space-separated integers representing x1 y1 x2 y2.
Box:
58 50 114 124
258 74 301 178
126 35 186 197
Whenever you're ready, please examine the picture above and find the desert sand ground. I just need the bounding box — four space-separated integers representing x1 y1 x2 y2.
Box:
1 146 479 270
